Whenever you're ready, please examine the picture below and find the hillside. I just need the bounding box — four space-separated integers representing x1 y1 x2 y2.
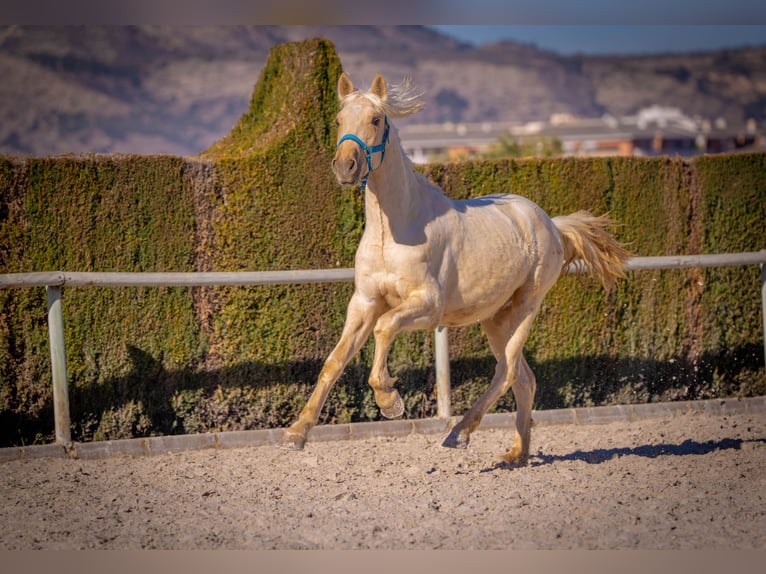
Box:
1 25 765 156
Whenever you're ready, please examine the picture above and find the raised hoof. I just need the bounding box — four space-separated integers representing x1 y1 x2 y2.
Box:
379 392 404 419
441 428 469 449
277 430 307 451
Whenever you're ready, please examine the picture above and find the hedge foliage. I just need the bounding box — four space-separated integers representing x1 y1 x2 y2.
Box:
0 39 763 445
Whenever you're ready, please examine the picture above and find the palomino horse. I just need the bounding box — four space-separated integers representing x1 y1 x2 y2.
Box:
279 72 630 464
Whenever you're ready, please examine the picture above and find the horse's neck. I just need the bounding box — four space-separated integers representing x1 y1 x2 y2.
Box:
364 137 441 241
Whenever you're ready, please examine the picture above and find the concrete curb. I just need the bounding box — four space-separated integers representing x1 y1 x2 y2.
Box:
2 396 764 463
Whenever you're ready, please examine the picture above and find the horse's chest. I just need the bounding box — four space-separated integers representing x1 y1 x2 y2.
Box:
362 247 430 306
357 223 438 301
377 262 427 306
375 272 411 307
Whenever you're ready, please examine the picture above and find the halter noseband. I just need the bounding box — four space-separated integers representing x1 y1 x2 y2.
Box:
336 117 390 190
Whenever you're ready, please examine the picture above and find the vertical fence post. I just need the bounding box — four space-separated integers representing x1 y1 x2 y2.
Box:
761 263 766 370
434 326 452 418
46 285 71 448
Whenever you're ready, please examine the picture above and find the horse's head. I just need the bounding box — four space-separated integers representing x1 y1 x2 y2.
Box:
332 72 391 189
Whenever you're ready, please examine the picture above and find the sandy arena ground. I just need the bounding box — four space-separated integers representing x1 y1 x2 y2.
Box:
1 408 764 550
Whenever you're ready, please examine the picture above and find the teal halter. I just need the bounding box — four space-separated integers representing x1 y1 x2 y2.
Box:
336 117 390 189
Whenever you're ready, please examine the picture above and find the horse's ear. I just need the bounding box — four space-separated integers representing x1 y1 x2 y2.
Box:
338 72 354 100
370 73 387 100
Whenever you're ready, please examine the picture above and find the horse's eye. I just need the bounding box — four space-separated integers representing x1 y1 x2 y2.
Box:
335 117 340 127
372 117 380 126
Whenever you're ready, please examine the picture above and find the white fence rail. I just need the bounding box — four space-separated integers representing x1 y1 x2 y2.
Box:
1 250 765 448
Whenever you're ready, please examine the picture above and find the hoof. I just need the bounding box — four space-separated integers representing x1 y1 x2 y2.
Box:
442 428 469 449
277 430 307 451
379 391 404 419
491 459 526 470
497 450 528 466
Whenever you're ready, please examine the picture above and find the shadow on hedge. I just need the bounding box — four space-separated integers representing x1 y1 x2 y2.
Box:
1 343 763 446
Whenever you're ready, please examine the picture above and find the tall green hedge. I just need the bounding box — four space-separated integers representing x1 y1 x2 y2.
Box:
0 155 202 443
694 154 766 395
0 38 763 446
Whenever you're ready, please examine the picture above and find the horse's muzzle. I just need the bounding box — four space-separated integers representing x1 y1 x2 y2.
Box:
332 151 364 187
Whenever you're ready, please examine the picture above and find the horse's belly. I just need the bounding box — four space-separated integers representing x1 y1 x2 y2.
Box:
441 306 499 327
440 283 518 326
439 256 525 326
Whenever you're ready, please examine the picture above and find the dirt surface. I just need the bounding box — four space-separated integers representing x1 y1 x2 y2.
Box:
1 409 765 550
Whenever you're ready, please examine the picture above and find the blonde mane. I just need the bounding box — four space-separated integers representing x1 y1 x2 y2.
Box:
341 76 425 119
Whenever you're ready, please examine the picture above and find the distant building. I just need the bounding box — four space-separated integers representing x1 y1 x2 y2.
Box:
398 106 762 163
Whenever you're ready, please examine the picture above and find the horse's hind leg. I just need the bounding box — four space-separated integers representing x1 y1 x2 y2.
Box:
443 350 536 464
502 354 536 464
442 291 542 464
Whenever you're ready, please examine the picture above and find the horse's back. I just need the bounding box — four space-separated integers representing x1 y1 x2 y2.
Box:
454 193 560 253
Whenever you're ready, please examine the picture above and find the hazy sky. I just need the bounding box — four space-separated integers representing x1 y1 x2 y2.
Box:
5 0 766 29
3 1 766 55
430 25 766 55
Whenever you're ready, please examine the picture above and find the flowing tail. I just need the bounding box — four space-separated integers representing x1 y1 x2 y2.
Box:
553 210 632 290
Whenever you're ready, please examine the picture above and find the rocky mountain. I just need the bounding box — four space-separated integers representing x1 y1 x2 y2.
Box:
1 25 765 157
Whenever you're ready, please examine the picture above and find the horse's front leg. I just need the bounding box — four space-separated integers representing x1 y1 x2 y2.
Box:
278 292 384 450
368 291 441 419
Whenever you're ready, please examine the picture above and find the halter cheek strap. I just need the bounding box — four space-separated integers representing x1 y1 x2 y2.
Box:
336 117 390 190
